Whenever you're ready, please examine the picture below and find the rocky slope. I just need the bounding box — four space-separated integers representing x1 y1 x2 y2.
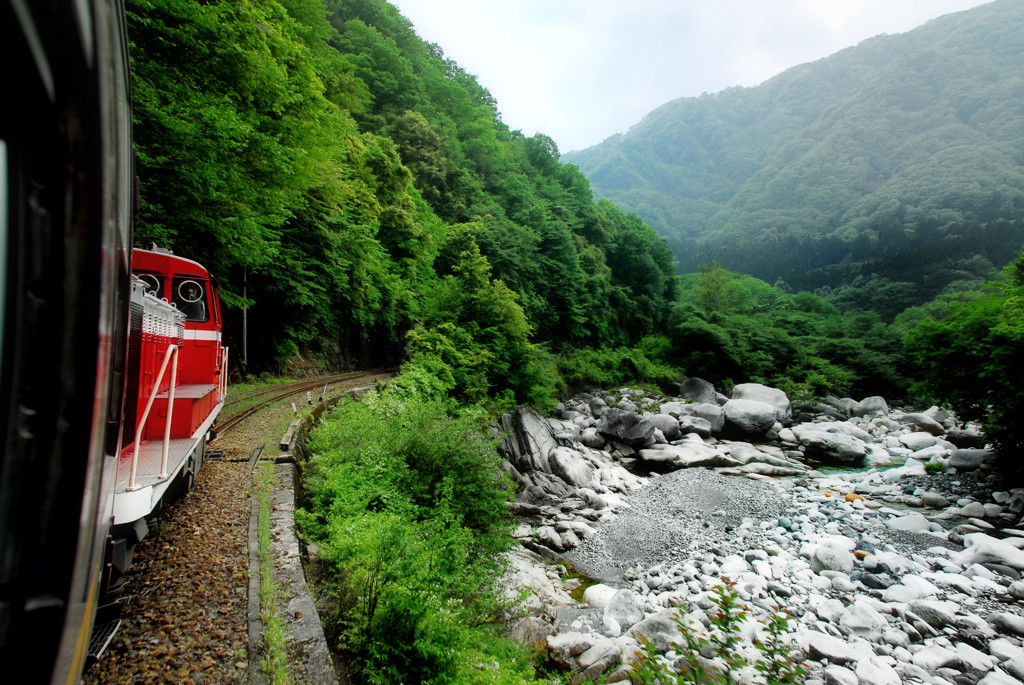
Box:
499 380 1024 684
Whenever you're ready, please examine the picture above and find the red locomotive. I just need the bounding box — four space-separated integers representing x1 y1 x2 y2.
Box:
112 249 227 531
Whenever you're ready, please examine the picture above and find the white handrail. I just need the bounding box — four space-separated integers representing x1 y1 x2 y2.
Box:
128 344 179 490
220 346 229 398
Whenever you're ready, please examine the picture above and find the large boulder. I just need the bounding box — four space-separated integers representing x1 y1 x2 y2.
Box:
822 395 857 417
637 442 738 470
900 432 938 451
811 544 854 574
899 413 946 436
956 533 1024 571
731 383 792 424
722 399 777 436
629 609 683 652
949 448 998 471
596 408 656 446
690 403 726 434
946 426 987 448
588 396 610 418
648 413 681 441
791 424 867 465
604 589 645 631
678 415 713 438
547 447 596 489
659 401 688 417
498 408 558 473
677 377 723 405
853 396 889 417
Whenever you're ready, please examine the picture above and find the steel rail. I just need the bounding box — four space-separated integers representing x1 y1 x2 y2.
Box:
223 369 391 408
215 371 393 436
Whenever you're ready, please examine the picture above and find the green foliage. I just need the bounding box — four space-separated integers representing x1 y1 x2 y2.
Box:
629 582 806 685
556 337 681 392
299 381 536 683
669 270 907 398
905 257 1024 459
128 0 681 375
695 262 740 314
567 1 1024 308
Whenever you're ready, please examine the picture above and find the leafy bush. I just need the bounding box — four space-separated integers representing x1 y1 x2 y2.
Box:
630 582 806 685
556 341 681 392
298 381 533 683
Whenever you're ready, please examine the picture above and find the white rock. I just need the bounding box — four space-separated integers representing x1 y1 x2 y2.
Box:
900 433 938 451
901 574 941 598
824 664 858 685
907 599 959 629
882 628 910 648
600 615 621 638
578 640 620 669
923 572 975 595
957 533 1024 571
959 501 987 518
990 637 1024 663
813 598 848 623
855 655 901 685
839 602 887 640
798 629 874 664
911 644 959 671
886 512 931 533
955 641 996 672
989 612 1024 636
979 668 1024 685
812 544 855 574
583 584 619 610
881 584 921 603
604 589 644 630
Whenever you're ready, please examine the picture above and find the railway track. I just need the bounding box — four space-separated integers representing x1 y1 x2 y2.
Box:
216 369 394 435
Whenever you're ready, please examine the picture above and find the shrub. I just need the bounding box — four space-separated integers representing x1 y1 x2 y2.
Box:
630 581 806 685
298 380 533 683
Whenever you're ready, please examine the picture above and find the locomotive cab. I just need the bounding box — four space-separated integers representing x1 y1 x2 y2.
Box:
109 248 227 552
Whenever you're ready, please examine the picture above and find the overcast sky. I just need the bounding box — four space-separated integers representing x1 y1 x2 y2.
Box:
390 0 993 153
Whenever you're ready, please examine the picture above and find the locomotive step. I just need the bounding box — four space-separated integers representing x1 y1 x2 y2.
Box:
115 437 200 491
154 383 217 399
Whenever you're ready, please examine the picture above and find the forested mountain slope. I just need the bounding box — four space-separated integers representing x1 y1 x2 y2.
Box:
126 0 675 393
565 0 1024 297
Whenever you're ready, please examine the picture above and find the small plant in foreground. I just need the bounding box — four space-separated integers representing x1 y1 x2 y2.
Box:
256 462 293 684
925 461 947 475
629 581 806 684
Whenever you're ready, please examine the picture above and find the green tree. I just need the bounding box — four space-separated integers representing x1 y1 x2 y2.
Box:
905 263 1024 461
695 262 739 313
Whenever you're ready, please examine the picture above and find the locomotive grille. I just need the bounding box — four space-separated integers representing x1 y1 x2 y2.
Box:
121 301 144 450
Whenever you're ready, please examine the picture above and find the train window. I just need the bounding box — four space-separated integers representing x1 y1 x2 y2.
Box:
136 272 163 299
172 276 208 322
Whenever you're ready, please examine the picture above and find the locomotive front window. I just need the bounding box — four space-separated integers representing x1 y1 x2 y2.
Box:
172 275 209 322
136 272 163 299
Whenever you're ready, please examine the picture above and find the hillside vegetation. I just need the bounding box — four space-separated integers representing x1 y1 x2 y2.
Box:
125 1 1024 680
565 0 1024 303
128 0 675 396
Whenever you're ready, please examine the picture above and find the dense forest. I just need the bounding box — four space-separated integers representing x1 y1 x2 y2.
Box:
565 0 1024 307
127 0 677 402
125 1 1024 680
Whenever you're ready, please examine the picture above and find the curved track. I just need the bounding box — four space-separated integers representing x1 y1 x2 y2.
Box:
217 370 394 435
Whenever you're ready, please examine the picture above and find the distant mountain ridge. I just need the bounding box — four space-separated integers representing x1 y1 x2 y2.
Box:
564 0 1024 295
